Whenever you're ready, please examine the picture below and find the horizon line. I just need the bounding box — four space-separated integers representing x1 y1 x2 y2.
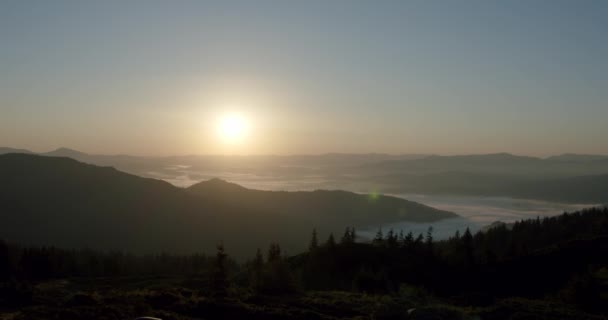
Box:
2 146 608 159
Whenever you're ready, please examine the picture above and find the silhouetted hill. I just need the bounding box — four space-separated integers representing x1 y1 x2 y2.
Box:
363 152 608 176
422 153 541 165
380 171 608 204
510 174 608 203
0 154 455 258
189 178 250 193
546 153 608 163
364 153 544 175
188 178 455 224
42 147 89 158
0 147 33 155
6 147 608 203
358 153 608 203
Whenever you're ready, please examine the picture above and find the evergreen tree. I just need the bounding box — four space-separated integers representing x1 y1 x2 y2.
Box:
268 243 282 262
341 227 355 244
309 228 319 251
462 227 474 267
250 248 264 293
373 228 384 245
404 231 414 246
426 226 434 251
263 244 296 294
211 243 229 298
454 230 461 240
326 233 336 249
387 229 398 247
415 233 424 245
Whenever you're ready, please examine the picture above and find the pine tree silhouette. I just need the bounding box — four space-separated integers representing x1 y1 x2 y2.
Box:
462 227 474 267
250 248 264 293
387 229 398 247
211 243 229 298
426 226 434 252
373 228 384 245
326 233 336 249
341 227 355 244
309 229 319 251
268 243 282 262
404 231 414 247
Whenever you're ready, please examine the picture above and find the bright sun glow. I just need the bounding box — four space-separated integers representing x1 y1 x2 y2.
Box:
217 113 249 143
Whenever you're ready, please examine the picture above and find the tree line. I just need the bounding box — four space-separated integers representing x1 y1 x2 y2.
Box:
2 207 607 311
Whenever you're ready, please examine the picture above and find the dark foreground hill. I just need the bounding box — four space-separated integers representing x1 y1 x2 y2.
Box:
1 208 606 319
187 178 453 224
0 154 454 258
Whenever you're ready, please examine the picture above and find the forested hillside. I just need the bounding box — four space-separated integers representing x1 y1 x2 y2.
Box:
2 207 607 319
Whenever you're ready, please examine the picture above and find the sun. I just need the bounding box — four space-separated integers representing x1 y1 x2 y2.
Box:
217 113 249 143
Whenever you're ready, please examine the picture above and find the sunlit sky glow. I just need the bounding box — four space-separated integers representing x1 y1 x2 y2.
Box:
217 112 249 144
1 1 607 156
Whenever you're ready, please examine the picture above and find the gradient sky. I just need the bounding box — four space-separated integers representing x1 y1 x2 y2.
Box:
1 1 607 156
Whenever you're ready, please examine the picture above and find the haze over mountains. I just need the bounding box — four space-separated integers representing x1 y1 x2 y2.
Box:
3 147 608 204
0 153 454 258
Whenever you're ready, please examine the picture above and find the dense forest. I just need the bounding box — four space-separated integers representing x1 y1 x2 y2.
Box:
1 207 607 319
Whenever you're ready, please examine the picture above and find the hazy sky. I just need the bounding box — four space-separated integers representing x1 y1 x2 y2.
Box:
1 1 607 156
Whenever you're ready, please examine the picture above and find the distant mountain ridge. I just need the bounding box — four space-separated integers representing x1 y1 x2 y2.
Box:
42 147 89 158
0 147 34 154
360 153 608 203
3 146 608 162
0 153 455 258
3 147 608 203
545 153 608 162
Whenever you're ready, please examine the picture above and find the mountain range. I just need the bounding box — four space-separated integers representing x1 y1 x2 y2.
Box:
3 147 608 203
0 153 455 258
